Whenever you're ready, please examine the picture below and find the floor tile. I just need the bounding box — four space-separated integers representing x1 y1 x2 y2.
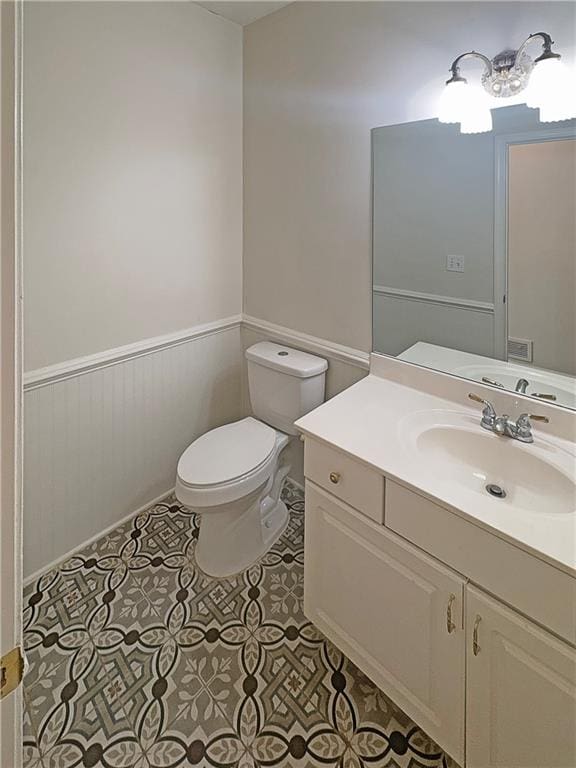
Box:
23 480 456 768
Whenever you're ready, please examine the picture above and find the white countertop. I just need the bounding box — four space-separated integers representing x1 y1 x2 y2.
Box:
296 362 576 577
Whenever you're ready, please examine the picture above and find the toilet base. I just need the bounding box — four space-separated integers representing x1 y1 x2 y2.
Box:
194 490 289 579
261 498 289 552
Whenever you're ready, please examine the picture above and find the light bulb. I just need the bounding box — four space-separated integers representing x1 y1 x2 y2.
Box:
438 80 470 124
525 57 576 121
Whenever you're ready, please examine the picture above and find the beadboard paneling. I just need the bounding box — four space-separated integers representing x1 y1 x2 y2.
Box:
24 326 242 578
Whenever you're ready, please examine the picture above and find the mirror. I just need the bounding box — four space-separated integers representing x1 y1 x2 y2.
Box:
372 105 576 409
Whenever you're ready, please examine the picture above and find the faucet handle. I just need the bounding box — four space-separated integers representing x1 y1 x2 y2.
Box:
517 413 550 424
481 376 504 388
468 393 497 429
515 413 549 441
531 392 557 401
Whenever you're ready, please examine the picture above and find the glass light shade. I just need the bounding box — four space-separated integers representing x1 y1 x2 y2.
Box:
525 57 576 121
460 87 493 134
438 80 470 124
460 106 493 134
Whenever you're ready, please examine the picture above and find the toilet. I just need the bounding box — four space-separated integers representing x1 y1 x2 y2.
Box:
175 341 328 577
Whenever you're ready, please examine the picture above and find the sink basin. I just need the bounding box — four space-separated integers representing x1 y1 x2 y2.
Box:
401 411 576 516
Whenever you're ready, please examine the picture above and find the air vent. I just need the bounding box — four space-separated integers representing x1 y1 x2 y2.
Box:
507 337 533 362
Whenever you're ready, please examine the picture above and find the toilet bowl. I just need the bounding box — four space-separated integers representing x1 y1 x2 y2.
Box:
175 341 327 578
176 417 291 576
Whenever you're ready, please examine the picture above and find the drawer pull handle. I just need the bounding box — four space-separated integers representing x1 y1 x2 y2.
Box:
329 471 340 484
446 594 456 634
473 615 482 656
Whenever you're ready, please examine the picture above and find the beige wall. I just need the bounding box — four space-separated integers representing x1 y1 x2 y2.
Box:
508 139 576 376
243 1 576 353
24 1 243 371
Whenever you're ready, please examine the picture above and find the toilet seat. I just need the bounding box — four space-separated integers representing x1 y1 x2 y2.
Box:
176 417 279 507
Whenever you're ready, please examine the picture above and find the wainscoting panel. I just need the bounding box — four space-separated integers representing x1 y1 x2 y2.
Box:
373 290 495 359
24 325 243 578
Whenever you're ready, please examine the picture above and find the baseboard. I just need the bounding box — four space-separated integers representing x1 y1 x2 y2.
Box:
287 476 305 493
242 315 370 370
24 487 175 586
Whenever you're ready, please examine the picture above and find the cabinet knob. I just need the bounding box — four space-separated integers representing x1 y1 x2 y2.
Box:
329 471 340 485
446 594 456 634
473 615 482 656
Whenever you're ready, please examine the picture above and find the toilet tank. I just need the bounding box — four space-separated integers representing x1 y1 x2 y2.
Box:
245 342 328 435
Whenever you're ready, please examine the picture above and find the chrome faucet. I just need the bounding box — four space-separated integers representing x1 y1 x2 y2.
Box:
468 393 549 443
515 378 529 394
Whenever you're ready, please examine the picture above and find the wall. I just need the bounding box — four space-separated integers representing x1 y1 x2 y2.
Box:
508 139 576 376
23 2 243 577
243 1 576 354
24 1 242 371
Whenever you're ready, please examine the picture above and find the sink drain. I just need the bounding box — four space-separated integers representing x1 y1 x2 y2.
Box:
486 483 506 499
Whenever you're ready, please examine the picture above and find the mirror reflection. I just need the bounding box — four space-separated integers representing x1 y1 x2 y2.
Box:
372 105 576 409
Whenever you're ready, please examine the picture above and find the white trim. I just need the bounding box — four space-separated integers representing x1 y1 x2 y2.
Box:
23 314 243 390
373 285 494 314
287 476 305 493
24 312 370 392
23 487 175 587
242 315 370 370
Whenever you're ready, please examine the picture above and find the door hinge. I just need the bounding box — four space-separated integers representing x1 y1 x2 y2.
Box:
0 647 24 699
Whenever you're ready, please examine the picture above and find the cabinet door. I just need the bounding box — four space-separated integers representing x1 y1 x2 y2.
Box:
304 481 465 764
466 585 576 768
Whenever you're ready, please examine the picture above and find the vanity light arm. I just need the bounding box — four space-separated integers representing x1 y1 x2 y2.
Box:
447 51 493 84
514 32 560 68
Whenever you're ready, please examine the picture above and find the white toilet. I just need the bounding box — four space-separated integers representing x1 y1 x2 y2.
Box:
175 341 327 577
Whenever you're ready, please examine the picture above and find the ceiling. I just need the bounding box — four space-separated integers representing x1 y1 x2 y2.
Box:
196 2 291 26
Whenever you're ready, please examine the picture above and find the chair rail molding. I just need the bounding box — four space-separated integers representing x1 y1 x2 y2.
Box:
373 285 495 314
24 314 243 390
242 314 370 370
25 314 372 392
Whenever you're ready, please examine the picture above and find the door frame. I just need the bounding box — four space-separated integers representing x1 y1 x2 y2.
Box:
1 1 23 765
493 125 576 360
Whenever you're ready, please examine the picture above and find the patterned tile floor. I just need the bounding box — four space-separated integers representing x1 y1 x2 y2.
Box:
23 481 455 768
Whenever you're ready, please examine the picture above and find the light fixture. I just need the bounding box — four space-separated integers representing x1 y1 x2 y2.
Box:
438 32 576 133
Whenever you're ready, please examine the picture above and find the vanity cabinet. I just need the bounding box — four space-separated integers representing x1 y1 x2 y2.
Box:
304 481 466 764
466 586 576 768
303 438 576 768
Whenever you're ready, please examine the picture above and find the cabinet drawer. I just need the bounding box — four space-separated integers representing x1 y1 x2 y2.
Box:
386 480 576 645
304 438 384 523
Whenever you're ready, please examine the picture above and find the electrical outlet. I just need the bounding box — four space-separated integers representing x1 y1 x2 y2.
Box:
446 255 465 272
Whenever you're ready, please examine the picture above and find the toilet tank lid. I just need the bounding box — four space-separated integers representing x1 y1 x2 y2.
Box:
245 342 328 378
